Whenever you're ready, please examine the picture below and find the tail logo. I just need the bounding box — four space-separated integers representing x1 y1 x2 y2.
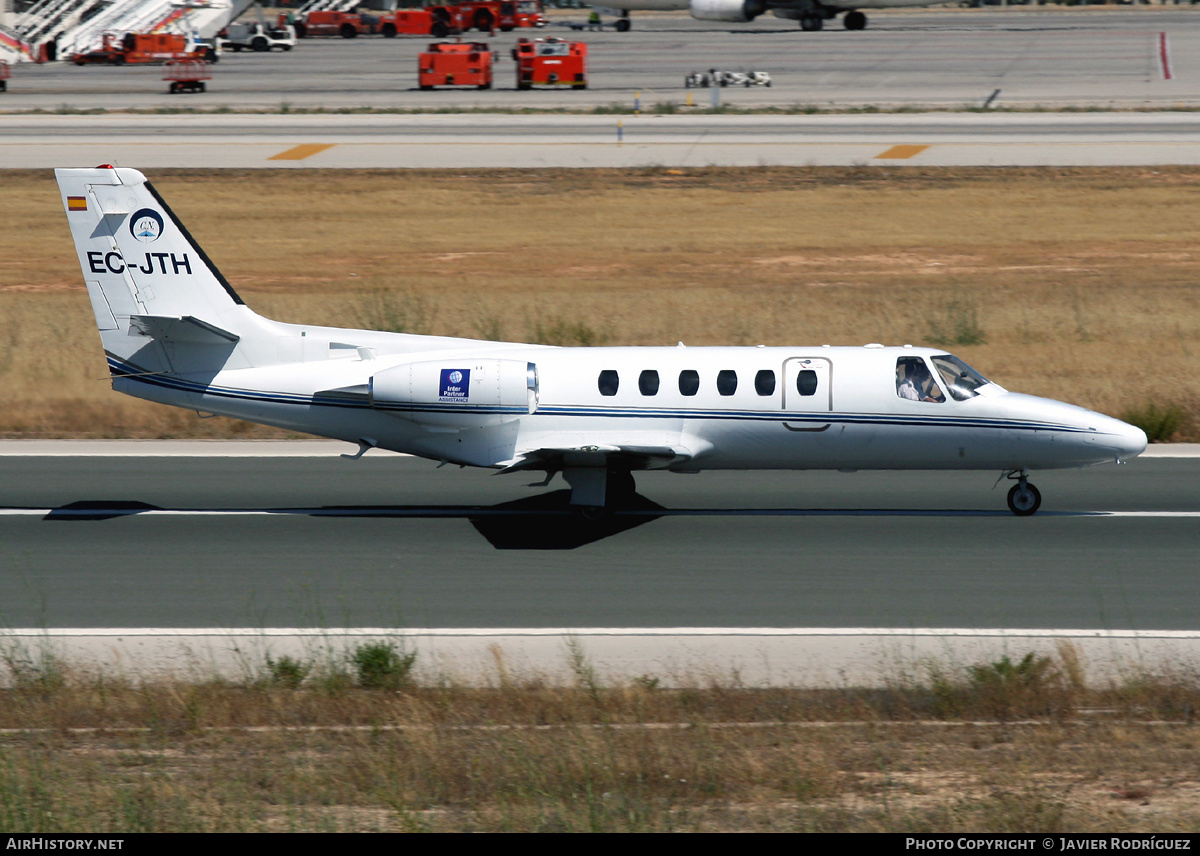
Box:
129 209 165 243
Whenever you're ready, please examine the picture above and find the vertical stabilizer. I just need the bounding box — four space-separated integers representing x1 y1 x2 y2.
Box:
56 166 250 375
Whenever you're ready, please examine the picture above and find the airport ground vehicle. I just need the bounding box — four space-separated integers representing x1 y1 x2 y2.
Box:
378 9 437 37
418 41 492 90
440 1 547 32
55 166 1148 516
290 11 380 39
164 59 211 93
685 69 771 87
71 32 212 66
218 22 296 53
514 37 586 90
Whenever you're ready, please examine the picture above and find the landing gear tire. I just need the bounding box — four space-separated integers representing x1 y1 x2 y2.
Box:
800 13 823 31
1007 482 1042 516
614 18 630 32
843 11 867 30
607 469 636 506
577 505 606 521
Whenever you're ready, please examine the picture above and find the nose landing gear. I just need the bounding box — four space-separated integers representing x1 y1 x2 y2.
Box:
1004 469 1042 516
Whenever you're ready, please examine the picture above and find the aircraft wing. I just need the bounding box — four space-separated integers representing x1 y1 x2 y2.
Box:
496 442 705 474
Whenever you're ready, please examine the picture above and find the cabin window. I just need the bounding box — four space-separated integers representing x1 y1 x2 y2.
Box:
678 370 699 396
638 370 660 396
796 370 818 397
754 370 776 396
598 370 619 396
931 354 989 401
896 357 945 403
717 370 738 396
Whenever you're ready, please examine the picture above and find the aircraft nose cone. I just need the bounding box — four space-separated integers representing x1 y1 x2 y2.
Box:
1097 415 1147 460
1118 420 1149 459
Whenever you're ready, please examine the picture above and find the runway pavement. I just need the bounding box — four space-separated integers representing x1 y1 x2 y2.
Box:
1 449 1196 630
2 446 1197 684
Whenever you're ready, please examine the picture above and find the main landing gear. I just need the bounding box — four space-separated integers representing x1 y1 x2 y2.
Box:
564 466 636 520
1004 469 1042 516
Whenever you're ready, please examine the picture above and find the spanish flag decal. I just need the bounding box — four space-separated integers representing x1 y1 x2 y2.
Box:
67 196 87 211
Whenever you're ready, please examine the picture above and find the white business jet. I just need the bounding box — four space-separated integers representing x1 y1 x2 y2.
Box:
58 166 1146 516
596 0 946 33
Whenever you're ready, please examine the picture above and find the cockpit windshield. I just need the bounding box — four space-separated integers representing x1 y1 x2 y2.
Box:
931 354 990 401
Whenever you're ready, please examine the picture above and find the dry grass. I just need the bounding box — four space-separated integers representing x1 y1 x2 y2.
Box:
3 641 1200 831
2 167 1199 438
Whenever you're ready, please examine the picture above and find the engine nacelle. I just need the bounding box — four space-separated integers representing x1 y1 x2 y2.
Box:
370 358 538 427
690 0 766 22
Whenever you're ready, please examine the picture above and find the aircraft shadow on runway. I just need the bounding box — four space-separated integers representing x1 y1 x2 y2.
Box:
38 495 1041 549
41 491 669 550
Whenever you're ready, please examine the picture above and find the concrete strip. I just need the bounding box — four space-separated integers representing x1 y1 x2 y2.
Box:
7 627 1200 687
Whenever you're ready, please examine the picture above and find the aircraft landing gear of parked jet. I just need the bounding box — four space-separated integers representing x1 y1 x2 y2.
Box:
799 13 824 31
1004 469 1042 516
843 11 867 30
614 13 630 31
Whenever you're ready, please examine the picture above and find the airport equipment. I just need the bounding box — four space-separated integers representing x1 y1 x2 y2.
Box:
54 166 1148 517
514 37 586 90
217 21 296 52
15 0 249 63
291 10 381 38
685 69 770 87
437 1 547 33
419 41 493 89
71 32 212 66
0 60 9 91
378 9 438 38
164 59 212 93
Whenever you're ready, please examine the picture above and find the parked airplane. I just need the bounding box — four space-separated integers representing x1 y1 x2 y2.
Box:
57 165 1146 516
596 0 947 32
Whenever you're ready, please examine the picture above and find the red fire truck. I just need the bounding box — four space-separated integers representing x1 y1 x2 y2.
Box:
418 41 493 90
514 37 586 90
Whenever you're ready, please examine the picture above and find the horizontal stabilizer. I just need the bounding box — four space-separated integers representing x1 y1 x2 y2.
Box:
128 315 240 345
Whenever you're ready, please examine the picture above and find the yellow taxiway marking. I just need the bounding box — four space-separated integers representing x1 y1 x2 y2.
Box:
875 144 930 160
268 143 335 161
